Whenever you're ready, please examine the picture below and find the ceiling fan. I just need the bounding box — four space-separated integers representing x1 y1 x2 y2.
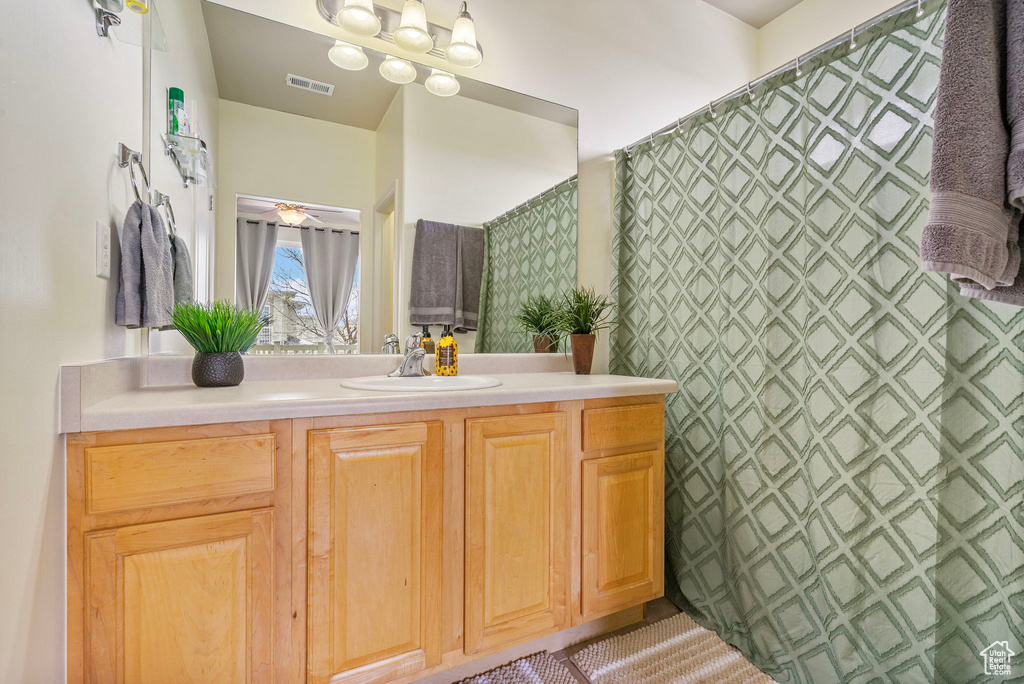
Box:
258 202 326 226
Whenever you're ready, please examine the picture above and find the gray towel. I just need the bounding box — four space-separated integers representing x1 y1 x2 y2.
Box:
409 219 484 332
961 0 1024 306
170 234 194 306
920 0 1023 291
115 200 174 329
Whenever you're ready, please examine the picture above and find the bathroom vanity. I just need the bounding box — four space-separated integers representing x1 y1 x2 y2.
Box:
64 358 676 684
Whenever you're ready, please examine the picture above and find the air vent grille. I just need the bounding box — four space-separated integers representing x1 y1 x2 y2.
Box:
285 74 335 96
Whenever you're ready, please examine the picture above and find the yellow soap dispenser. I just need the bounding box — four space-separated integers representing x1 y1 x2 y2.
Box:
420 326 436 354
436 325 458 376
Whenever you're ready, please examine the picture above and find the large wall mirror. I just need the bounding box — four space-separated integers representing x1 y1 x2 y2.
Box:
147 1 577 355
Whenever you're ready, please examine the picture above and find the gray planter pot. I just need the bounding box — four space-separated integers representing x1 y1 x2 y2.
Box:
191 351 245 387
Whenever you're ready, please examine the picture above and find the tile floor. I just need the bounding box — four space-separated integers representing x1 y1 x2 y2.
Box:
550 598 682 683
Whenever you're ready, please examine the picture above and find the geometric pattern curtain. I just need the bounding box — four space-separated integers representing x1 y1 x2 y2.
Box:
476 178 577 353
611 5 1024 683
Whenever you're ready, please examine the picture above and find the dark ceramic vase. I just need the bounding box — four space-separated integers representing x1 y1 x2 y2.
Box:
191 351 245 387
532 334 558 353
570 334 596 375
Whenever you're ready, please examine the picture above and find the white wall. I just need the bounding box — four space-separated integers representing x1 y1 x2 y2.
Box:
757 0 902 73
399 85 578 352
216 100 377 347
0 4 145 682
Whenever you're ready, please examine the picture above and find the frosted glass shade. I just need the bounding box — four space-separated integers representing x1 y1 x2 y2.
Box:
278 209 306 224
380 55 417 84
328 41 369 71
445 9 481 67
425 69 460 97
394 0 433 53
337 0 381 36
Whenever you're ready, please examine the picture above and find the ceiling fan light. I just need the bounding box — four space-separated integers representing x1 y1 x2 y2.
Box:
337 0 381 36
393 0 434 53
328 40 369 70
445 2 481 68
425 68 459 97
278 208 307 224
379 55 417 84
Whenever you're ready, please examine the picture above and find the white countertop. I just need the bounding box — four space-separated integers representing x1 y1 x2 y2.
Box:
74 372 678 432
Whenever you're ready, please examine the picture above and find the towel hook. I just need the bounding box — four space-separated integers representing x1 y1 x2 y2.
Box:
118 143 151 204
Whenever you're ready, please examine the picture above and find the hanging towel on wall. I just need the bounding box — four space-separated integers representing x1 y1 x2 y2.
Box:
236 218 280 311
115 200 175 329
960 0 1024 306
409 219 484 332
169 234 194 305
920 0 1024 305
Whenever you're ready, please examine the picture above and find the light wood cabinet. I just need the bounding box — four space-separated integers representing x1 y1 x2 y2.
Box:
307 422 443 684
465 413 569 654
68 397 667 684
83 509 275 683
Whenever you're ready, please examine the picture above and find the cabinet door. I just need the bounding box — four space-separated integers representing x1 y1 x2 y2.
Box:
308 422 443 684
465 412 568 654
581 451 664 618
83 509 274 684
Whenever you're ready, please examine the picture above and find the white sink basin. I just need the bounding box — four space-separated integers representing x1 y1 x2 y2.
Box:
341 375 503 392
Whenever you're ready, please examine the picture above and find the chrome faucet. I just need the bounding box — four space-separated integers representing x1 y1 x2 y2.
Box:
381 333 400 354
388 333 428 377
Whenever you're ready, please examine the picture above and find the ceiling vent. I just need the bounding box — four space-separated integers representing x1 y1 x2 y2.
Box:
285 74 335 96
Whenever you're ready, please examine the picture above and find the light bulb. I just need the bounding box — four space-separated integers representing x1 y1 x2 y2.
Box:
337 0 381 36
328 40 369 71
425 68 459 97
278 209 306 224
394 0 433 53
445 2 481 68
379 55 417 84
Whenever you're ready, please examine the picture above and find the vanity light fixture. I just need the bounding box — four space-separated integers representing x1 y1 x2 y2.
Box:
328 40 369 70
379 55 417 84
425 68 460 96
393 0 434 54
337 0 381 36
445 2 481 68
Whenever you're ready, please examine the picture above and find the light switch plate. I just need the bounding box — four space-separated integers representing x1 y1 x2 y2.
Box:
96 221 111 279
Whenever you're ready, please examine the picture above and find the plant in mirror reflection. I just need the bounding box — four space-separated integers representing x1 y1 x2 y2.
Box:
514 294 562 338
557 286 610 336
172 300 270 353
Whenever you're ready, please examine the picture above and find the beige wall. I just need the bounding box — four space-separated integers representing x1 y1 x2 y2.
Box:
398 85 578 352
216 100 377 347
757 0 903 73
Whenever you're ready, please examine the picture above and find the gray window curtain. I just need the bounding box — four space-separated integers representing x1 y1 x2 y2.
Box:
612 4 1023 683
235 218 279 311
476 178 578 352
300 227 359 353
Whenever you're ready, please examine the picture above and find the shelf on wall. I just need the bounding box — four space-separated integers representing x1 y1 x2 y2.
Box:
162 133 213 188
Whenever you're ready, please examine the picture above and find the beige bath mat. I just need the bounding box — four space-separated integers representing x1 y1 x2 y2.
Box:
455 651 577 684
571 613 775 684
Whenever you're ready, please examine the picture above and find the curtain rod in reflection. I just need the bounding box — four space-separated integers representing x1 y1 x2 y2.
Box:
239 218 359 235
623 0 928 155
488 174 578 225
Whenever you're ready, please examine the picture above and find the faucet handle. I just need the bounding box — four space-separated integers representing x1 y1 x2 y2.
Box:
404 332 423 354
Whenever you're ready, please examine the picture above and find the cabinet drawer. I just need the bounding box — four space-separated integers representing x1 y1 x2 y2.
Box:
582 404 664 452
85 434 276 515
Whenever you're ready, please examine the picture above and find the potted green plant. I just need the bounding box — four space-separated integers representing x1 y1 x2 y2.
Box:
514 294 562 353
557 286 611 375
172 300 270 387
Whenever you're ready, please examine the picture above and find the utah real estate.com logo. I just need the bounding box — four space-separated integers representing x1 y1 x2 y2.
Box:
979 641 1015 677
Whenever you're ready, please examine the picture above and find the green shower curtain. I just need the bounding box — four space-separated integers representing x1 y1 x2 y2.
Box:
611 6 1024 683
476 178 577 353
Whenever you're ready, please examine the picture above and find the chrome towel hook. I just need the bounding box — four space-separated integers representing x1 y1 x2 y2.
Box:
153 190 177 236
118 143 151 204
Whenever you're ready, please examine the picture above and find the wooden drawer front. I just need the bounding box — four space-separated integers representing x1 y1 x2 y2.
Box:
85 434 276 515
583 404 664 452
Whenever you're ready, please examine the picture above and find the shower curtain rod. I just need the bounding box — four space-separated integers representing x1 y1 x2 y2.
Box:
489 174 579 224
623 0 927 155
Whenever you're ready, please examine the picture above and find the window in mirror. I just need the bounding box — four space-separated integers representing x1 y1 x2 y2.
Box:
238 196 360 355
